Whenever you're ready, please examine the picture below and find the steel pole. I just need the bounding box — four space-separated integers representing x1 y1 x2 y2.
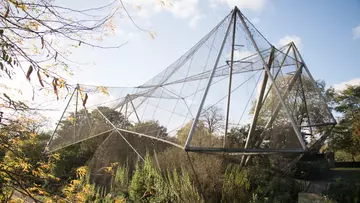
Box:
291 42 337 124
96 108 145 161
224 8 237 148
241 47 275 166
74 84 79 141
185 8 235 150
129 96 141 123
237 9 306 150
262 44 293 105
46 87 77 151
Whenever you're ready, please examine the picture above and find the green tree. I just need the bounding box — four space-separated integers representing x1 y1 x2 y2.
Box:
0 116 61 202
328 85 360 161
250 74 333 149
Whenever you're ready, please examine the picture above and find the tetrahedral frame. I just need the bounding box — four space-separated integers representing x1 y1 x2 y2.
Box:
46 7 336 160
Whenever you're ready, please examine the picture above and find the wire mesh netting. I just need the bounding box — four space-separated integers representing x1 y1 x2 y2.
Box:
47 9 336 159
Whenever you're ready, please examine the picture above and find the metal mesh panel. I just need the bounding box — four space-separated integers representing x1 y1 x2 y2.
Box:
47 9 335 158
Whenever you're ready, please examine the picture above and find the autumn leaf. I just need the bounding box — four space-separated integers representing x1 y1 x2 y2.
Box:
41 36 45 49
82 93 88 107
52 78 59 100
76 166 87 178
149 30 157 40
37 70 44 87
4 6 10 19
97 86 109 95
43 70 50 77
29 21 39 30
29 133 36 138
26 65 33 81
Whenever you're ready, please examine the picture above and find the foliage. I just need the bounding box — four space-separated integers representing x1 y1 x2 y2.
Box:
221 164 250 203
128 154 204 203
335 150 360 162
0 117 61 202
294 160 330 180
323 179 360 203
328 85 360 161
226 125 248 148
177 120 221 147
0 0 164 201
0 0 125 106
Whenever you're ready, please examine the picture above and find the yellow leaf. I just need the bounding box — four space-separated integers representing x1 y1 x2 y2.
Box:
29 133 36 138
149 31 157 39
68 116 75 123
51 153 60 161
58 78 66 88
29 21 39 30
76 166 87 178
97 86 109 95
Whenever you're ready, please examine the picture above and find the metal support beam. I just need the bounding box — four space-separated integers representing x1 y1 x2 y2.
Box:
292 47 313 136
46 87 77 151
301 122 337 128
47 129 115 153
244 64 304 165
129 96 141 123
291 43 337 124
224 8 237 147
96 108 145 161
185 8 235 150
308 125 335 152
243 48 275 150
262 44 293 105
79 92 92 128
240 47 275 166
116 128 183 149
74 84 79 141
124 95 128 119
187 146 305 153
255 65 304 144
237 9 306 151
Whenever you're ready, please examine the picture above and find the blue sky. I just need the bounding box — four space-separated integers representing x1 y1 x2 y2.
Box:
62 0 360 91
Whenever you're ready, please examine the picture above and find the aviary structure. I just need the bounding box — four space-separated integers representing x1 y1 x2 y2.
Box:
46 7 336 165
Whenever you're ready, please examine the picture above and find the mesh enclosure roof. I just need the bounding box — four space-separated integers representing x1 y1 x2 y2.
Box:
46 7 336 159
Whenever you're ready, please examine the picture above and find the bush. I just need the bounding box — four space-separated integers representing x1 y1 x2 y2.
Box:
294 160 330 180
323 179 360 203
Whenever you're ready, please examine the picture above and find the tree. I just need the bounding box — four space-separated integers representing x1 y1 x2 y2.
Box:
249 74 333 149
0 0 162 200
0 0 128 105
226 125 248 148
201 106 224 135
328 85 360 161
51 106 131 180
0 116 61 202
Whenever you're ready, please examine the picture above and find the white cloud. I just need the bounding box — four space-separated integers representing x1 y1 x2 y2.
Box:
211 0 267 12
333 78 360 91
232 50 253 60
114 29 140 41
124 0 205 28
189 14 206 28
250 17 260 24
165 0 205 28
352 25 360 40
277 35 302 50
